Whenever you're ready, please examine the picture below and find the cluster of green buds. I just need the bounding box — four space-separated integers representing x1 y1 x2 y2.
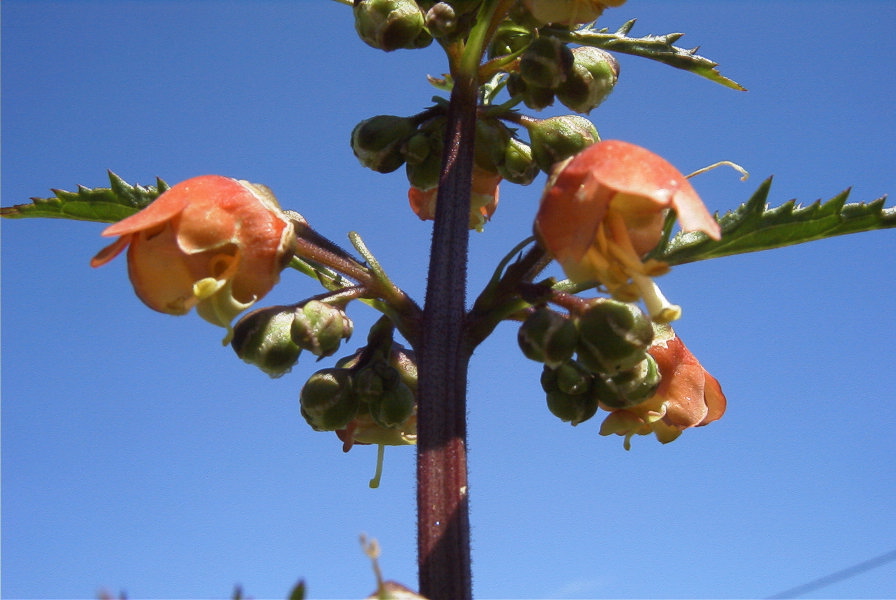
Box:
352 109 599 207
507 38 619 115
230 300 354 378
299 322 417 451
354 0 492 50
519 299 661 425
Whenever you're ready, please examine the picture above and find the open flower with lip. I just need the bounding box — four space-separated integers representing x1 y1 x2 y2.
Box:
534 139 721 322
91 175 296 340
599 324 726 449
408 165 501 231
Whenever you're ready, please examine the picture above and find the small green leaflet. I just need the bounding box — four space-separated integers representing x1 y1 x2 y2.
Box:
649 178 895 266
550 19 746 91
1 171 168 223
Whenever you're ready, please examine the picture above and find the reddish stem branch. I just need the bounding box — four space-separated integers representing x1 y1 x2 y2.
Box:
416 72 477 600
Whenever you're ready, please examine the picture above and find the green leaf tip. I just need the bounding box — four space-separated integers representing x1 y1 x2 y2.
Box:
1 171 168 223
652 178 894 265
552 19 746 91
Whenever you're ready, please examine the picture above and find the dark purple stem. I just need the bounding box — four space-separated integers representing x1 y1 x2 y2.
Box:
416 72 477 600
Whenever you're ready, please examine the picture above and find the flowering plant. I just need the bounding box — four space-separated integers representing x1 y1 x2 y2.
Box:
3 2 893 599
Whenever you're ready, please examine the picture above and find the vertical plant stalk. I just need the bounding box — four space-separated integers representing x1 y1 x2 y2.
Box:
416 72 477 599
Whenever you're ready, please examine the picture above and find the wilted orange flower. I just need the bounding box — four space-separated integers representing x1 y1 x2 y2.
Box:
534 139 721 322
91 175 295 340
408 165 500 231
599 324 726 449
523 0 626 27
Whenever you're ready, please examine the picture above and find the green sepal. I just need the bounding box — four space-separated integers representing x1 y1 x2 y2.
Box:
550 19 746 92
1 171 168 222
651 178 895 265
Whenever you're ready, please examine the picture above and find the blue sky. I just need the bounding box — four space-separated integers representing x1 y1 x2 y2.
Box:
2 1 895 599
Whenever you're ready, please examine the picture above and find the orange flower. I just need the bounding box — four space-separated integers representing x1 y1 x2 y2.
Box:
523 0 626 27
91 175 295 340
599 324 726 449
408 165 500 231
534 139 721 322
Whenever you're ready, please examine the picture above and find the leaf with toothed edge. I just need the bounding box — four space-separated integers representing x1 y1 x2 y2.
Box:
0 171 168 223
548 19 746 91
649 178 895 266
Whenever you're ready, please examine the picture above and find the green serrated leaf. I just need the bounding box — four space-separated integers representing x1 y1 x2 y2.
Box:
548 19 746 91
650 178 895 265
0 171 168 223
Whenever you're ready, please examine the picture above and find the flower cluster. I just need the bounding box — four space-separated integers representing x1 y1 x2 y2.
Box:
300 341 418 452
520 300 726 449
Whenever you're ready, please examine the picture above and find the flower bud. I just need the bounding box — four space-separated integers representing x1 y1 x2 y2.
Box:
518 307 578 368
353 364 388 404
474 119 510 173
546 389 599 425
405 120 445 190
519 36 574 89
291 300 353 359
553 360 593 395
556 47 619 114
388 344 419 392
507 73 555 110
488 20 534 58
425 2 457 38
498 136 540 185
526 115 599 172
300 368 359 431
541 365 599 425
353 0 432 52
369 380 416 428
597 355 662 409
230 305 301 378
576 299 653 375
351 115 417 173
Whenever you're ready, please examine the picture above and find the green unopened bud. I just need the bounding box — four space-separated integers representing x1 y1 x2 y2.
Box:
554 360 593 395
369 380 416 428
230 305 301 378
474 119 510 173
425 2 457 38
353 365 388 404
405 122 444 190
507 73 555 110
541 366 598 425
576 299 653 375
518 308 578 368
498 136 540 185
488 20 534 58
526 115 599 171
353 0 432 52
388 344 418 392
519 36 573 89
556 47 619 114
546 389 598 425
291 300 353 359
300 368 359 431
351 115 417 173
597 355 662 409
